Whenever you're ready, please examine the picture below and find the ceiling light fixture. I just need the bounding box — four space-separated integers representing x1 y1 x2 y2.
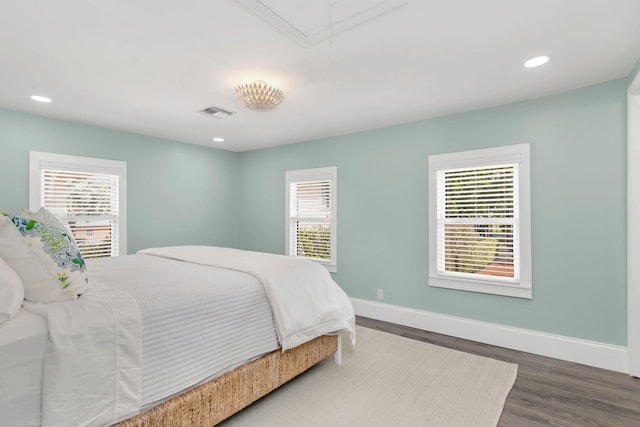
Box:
524 56 550 68
213 137 225 142
31 95 52 103
235 80 285 111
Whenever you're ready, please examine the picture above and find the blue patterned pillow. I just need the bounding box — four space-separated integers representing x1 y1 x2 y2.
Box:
0 213 88 303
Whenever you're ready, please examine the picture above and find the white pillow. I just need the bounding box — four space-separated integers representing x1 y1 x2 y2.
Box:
0 257 24 323
0 213 88 303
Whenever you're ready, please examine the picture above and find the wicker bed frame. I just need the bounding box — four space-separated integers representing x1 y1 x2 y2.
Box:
115 334 338 426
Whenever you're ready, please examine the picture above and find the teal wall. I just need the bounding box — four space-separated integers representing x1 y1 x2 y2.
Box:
0 109 239 253
0 76 631 346
237 78 628 346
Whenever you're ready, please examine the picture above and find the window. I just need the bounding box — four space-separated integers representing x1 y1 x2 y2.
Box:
428 144 531 298
29 151 127 259
286 167 337 272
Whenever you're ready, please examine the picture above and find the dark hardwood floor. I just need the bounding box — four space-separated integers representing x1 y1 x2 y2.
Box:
356 316 640 427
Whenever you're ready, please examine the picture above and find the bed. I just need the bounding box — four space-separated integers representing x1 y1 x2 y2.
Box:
0 243 355 426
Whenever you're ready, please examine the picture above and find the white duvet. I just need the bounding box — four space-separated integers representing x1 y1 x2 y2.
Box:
139 246 356 350
23 281 142 427
22 246 355 426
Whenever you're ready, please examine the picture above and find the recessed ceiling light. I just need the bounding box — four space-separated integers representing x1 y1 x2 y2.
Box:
31 95 52 103
213 137 225 142
524 56 550 68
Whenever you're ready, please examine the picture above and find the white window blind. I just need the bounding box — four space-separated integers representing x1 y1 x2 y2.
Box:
428 144 531 299
41 169 120 259
437 164 518 281
286 167 337 272
29 151 127 260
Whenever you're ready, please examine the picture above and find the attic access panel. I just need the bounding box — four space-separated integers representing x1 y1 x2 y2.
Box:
236 0 407 47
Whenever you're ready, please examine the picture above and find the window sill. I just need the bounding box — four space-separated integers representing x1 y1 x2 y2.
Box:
292 255 336 273
428 275 532 299
322 263 337 273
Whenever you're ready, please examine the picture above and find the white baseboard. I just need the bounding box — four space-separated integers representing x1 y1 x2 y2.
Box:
351 298 629 374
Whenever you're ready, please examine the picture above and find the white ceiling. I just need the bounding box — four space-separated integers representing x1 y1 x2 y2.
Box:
1 0 639 152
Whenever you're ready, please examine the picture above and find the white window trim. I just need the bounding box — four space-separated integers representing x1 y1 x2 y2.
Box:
285 166 337 272
428 144 532 299
29 151 127 256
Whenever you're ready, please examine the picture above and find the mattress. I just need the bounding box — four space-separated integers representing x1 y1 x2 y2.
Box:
0 309 47 427
88 254 280 409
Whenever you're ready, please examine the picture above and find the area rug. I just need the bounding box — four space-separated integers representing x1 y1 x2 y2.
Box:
220 326 518 427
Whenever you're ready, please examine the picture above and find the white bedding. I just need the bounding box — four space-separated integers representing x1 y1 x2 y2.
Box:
88 254 280 409
23 280 142 427
0 309 47 427
139 246 356 350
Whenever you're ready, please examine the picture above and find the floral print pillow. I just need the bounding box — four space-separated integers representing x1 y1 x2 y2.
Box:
0 213 88 303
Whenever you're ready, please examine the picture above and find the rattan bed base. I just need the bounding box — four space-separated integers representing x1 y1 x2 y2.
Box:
115 334 338 427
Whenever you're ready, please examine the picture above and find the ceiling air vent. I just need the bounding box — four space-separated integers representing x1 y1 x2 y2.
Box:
200 106 235 118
